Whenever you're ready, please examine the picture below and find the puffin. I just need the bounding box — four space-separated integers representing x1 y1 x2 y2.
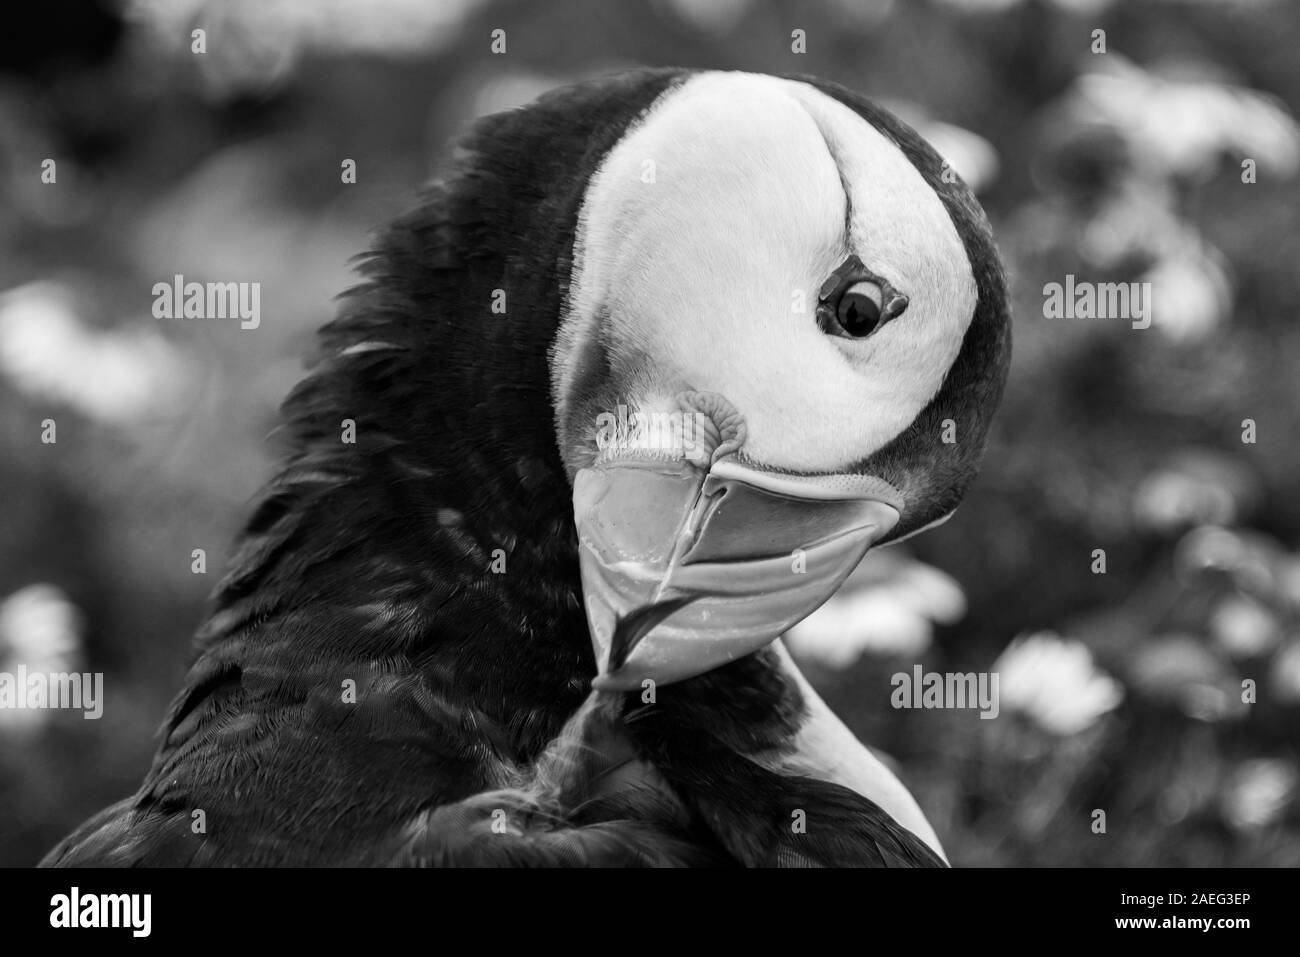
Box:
43 68 1010 867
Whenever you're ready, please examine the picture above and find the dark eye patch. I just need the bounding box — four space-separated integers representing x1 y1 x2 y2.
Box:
816 254 909 340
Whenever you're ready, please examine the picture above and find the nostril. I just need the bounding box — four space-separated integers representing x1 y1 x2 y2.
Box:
674 390 748 466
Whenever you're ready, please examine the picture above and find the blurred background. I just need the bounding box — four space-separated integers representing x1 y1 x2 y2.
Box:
2 0 1299 866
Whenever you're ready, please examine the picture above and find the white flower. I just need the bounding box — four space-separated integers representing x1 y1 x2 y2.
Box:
0 583 83 669
1140 251 1232 344
0 583 86 734
1221 759 1297 831
786 554 966 668
915 121 1000 195
1210 596 1279 658
994 631 1124 735
0 282 189 427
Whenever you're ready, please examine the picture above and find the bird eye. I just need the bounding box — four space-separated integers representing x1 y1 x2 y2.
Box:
815 257 909 341
834 282 884 338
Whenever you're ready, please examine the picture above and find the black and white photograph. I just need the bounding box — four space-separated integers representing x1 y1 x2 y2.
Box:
0 0 1296 928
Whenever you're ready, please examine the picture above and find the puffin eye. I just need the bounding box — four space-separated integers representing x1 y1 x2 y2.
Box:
815 256 910 340
834 282 884 338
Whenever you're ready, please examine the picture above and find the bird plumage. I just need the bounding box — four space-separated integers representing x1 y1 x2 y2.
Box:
44 68 1007 867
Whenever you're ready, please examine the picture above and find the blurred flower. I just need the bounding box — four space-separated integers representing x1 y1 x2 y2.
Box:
916 120 1000 194
1067 55 1300 181
1141 248 1233 343
0 584 86 734
1134 450 1260 534
1209 595 1280 658
994 631 1124 735
936 0 1115 12
1173 526 1280 597
1129 633 1245 721
470 71 565 119
1221 759 1297 831
0 584 83 668
892 103 1000 195
786 552 966 668
658 0 754 34
938 0 1273 18
0 282 191 427
1270 641 1300 704
1074 179 1180 263
131 0 486 76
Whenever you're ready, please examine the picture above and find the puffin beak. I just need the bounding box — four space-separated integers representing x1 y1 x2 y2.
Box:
574 454 903 691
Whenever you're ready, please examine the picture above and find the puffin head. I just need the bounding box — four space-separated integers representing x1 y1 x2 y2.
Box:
547 72 1011 690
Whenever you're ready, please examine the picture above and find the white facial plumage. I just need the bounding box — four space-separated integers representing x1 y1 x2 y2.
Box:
552 71 978 473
